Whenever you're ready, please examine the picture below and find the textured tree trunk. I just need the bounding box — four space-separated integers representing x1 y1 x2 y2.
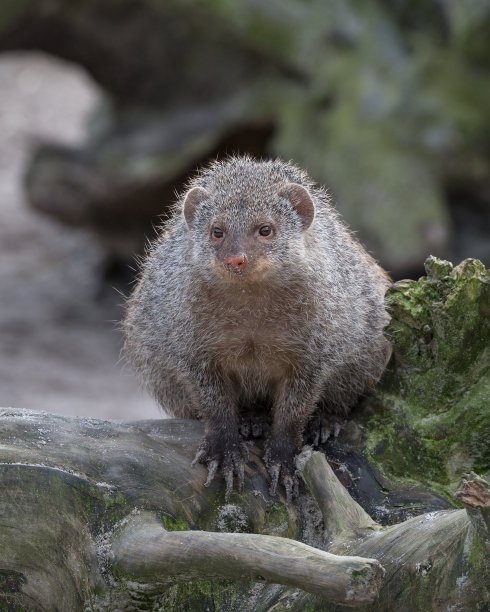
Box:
0 408 488 611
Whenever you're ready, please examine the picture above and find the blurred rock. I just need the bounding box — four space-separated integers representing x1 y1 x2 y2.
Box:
1 0 489 275
0 53 160 419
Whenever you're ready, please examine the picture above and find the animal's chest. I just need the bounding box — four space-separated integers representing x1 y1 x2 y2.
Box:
211 316 293 361
202 305 305 393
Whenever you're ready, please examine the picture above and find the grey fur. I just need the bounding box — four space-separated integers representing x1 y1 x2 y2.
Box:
123 156 391 499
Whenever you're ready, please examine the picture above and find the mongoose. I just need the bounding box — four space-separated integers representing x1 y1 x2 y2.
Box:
124 156 391 500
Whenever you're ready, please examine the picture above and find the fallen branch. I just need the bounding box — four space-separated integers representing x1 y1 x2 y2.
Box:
299 449 379 539
111 511 384 606
297 451 490 611
0 409 488 610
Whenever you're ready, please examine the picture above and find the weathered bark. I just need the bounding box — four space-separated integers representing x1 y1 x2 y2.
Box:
0 408 488 611
301 452 490 611
111 512 384 605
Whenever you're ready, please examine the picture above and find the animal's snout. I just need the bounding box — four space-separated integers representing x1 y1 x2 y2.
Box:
224 254 248 271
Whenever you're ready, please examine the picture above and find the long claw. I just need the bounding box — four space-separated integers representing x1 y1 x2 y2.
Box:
236 458 245 492
312 429 320 447
320 426 331 444
204 459 219 487
223 463 234 499
192 446 206 465
241 442 250 461
306 415 346 446
265 436 299 502
283 473 294 505
333 421 343 438
268 463 280 496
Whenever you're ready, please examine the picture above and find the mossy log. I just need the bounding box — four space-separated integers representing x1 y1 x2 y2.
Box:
0 410 488 611
1 257 489 610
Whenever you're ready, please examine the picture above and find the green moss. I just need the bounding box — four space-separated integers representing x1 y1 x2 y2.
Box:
264 592 319 612
425 255 454 279
468 532 486 572
163 580 326 612
162 578 257 611
263 501 290 536
465 532 490 607
160 514 190 532
365 258 490 493
396 572 436 612
365 397 449 485
0 599 28 612
78 484 129 533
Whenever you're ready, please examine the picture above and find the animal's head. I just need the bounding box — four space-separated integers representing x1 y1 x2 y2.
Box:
182 158 316 284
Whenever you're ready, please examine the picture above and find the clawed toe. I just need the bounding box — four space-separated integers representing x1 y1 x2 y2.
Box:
223 449 246 497
282 472 298 505
193 434 248 499
204 458 219 487
265 457 298 504
264 439 299 504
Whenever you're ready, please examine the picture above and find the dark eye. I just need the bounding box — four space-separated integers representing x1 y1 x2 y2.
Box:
212 227 224 239
258 225 272 237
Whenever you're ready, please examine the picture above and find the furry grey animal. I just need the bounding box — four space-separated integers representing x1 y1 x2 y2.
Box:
124 156 391 500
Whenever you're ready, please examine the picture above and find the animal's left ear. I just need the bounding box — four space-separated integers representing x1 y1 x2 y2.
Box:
278 183 315 231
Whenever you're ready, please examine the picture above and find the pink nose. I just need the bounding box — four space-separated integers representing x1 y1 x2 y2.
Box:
224 254 248 270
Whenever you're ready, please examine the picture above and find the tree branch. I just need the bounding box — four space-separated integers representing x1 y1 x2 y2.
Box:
1 410 488 610
298 449 379 539
110 511 384 606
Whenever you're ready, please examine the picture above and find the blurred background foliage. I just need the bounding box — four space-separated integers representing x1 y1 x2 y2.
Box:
1 0 489 278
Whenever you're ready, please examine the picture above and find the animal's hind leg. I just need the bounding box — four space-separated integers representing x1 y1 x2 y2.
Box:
305 413 347 446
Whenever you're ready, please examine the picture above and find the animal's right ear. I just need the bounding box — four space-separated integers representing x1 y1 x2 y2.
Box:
183 186 210 227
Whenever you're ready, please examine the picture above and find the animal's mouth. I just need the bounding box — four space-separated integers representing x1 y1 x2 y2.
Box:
221 260 271 283
224 264 247 276
210 255 271 284
219 265 252 282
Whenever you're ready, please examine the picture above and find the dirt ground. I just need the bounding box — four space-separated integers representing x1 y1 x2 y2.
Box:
0 52 160 420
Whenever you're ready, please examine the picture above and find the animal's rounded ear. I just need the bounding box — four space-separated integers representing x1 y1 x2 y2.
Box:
278 183 315 231
183 186 210 227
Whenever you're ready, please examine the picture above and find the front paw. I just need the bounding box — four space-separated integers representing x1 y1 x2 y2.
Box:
192 431 248 499
264 436 299 504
